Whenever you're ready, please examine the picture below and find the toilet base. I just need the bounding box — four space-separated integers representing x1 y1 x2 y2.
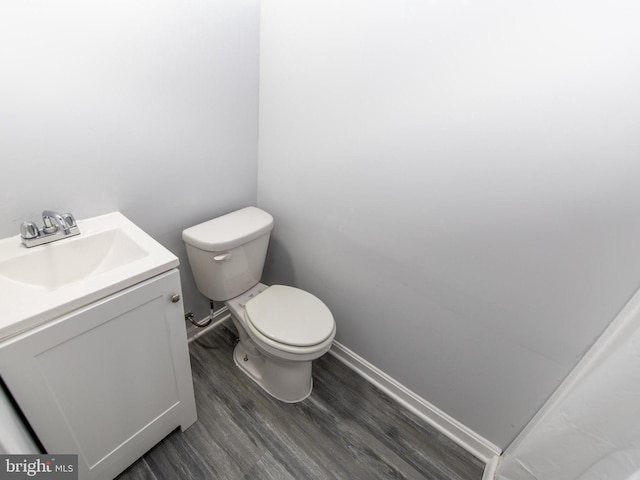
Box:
233 343 313 403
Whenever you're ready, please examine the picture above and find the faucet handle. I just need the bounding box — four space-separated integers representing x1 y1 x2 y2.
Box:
61 213 77 228
20 221 40 240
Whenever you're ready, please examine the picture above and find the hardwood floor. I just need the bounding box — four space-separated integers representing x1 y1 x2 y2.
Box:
118 325 484 480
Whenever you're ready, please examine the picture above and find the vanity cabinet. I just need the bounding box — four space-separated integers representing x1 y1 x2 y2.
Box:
0 269 197 479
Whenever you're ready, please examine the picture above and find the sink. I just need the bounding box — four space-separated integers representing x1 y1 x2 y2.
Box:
0 229 149 288
0 212 179 340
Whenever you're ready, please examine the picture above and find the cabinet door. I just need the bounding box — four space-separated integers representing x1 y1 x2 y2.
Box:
0 269 197 480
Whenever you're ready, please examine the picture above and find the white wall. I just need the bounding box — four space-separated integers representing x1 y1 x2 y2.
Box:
0 0 260 319
258 0 640 448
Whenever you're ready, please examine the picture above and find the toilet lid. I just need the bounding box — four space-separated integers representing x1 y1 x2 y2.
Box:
244 285 334 347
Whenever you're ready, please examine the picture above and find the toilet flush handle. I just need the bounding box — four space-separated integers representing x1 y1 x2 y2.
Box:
214 253 232 262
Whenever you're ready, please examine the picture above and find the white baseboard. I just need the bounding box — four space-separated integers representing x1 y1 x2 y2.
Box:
482 455 500 480
329 340 501 464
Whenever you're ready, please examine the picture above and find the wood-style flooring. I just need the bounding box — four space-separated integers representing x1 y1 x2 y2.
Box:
117 325 484 480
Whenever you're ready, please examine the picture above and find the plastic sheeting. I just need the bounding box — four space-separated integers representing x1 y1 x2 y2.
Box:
497 288 640 480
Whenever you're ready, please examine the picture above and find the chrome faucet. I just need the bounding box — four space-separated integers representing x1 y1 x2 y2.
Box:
42 210 71 235
20 210 81 247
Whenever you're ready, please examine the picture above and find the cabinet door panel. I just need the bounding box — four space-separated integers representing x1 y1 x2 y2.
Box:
0 270 197 479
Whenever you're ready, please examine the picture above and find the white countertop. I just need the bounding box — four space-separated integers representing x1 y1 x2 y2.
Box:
0 212 179 342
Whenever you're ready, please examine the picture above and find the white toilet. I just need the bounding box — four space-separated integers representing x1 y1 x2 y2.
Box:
182 207 336 403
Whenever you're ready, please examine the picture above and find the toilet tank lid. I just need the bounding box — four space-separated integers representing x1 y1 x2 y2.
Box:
182 207 274 251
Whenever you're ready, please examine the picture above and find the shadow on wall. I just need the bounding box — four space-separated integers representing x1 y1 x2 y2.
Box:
263 236 297 287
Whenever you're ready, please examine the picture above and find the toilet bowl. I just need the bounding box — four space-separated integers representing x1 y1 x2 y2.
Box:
225 283 336 402
182 207 336 402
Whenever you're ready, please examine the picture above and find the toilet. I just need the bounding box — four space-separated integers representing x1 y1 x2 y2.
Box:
182 207 336 402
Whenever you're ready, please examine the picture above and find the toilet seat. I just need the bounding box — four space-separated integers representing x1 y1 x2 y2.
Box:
244 285 335 348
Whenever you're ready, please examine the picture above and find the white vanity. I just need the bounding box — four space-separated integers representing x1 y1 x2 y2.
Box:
0 212 197 479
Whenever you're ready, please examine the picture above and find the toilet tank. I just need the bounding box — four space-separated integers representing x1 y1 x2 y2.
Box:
182 207 274 301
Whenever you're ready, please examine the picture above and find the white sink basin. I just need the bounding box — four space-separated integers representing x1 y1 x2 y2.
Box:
0 229 149 288
0 212 179 340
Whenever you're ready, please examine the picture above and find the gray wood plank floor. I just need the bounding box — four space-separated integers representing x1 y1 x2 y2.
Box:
117 325 484 480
